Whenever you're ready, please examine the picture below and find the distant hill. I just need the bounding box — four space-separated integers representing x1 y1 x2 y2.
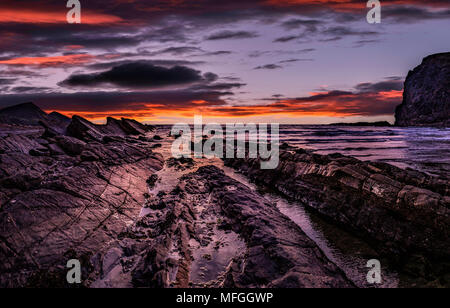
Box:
328 121 392 127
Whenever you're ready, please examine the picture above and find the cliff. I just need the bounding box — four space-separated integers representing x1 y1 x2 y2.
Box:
395 53 450 127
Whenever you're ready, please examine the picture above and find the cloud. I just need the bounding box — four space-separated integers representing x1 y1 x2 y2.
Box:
60 62 217 89
201 51 233 56
10 86 52 93
211 89 402 118
279 58 313 63
322 26 380 37
254 64 283 70
0 78 16 85
0 77 402 120
383 6 450 23
151 46 204 56
0 54 95 68
355 79 404 93
205 30 259 40
0 87 238 121
0 7 123 24
274 35 300 43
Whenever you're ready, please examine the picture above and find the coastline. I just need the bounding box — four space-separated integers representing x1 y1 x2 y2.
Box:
0 112 448 288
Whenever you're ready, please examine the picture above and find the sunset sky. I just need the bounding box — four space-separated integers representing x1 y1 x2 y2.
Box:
0 0 449 124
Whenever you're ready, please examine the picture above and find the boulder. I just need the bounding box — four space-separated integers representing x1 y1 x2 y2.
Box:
55 135 86 155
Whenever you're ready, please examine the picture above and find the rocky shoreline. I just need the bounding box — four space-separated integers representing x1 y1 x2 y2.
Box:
0 103 449 288
0 106 163 287
224 146 449 286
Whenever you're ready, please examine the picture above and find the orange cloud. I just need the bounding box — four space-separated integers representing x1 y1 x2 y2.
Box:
0 8 122 24
265 0 448 11
0 54 96 67
45 89 403 122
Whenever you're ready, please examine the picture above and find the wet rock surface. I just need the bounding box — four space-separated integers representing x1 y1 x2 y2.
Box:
99 165 353 288
395 53 450 127
0 108 163 287
224 148 450 285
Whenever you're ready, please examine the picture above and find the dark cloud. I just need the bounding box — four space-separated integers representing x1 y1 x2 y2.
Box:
201 51 233 56
383 6 450 23
273 35 299 43
254 64 283 70
0 69 44 78
205 30 259 40
355 80 404 93
255 58 313 70
279 58 313 64
151 46 204 56
60 62 216 89
353 39 381 47
0 78 16 85
0 89 233 114
274 22 380 43
10 86 52 93
190 82 246 91
322 27 379 37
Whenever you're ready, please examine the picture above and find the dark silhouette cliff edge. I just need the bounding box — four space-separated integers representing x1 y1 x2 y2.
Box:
395 53 450 127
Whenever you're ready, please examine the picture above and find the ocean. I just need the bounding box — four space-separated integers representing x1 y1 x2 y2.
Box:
279 125 450 179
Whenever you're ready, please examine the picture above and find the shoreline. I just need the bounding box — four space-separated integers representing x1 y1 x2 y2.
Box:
0 115 448 288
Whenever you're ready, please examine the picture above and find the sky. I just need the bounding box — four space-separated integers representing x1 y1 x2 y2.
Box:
0 0 448 124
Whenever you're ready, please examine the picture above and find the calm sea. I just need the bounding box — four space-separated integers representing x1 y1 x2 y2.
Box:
279 125 450 179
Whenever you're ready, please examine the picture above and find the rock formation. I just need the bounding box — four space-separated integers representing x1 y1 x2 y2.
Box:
102 166 354 288
224 147 449 280
0 102 49 126
0 104 164 287
395 53 450 127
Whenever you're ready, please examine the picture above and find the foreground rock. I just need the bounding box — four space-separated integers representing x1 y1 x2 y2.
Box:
0 109 163 287
224 147 449 284
95 165 353 288
396 52 450 127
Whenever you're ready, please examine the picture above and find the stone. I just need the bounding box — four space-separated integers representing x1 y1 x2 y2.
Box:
55 135 86 155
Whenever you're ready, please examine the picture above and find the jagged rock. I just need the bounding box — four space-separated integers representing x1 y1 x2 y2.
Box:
102 135 124 143
55 135 86 156
67 115 152 143
0 173 43 191
125 165 354 288
66 115 105 142
0 117 164 287
105 117 129 136
0 102 48 126
47 143 65 156
182 166 354 288
29 148 49 157
48 112 71 126
0 133 43 154
80 150 99 162
224 149 450 263
121 118 154 135
396 53 450 127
